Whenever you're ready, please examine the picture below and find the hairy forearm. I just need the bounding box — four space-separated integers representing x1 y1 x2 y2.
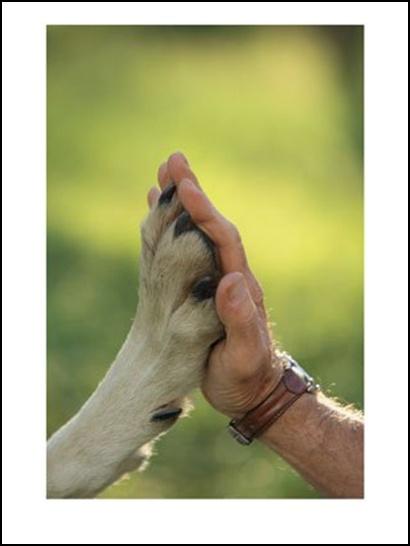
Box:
260 391 364 498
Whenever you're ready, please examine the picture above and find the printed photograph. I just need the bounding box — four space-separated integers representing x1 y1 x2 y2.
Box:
47 25 364 499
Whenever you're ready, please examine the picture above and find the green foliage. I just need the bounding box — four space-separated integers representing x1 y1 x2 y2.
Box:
47 25 363 498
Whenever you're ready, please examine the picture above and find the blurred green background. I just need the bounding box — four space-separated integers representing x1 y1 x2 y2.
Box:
47 26 363 498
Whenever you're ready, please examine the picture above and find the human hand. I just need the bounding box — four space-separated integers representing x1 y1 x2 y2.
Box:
148 152 283 418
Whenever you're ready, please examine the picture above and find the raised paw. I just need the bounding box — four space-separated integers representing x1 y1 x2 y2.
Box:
46 182 226 499
135 183 224 401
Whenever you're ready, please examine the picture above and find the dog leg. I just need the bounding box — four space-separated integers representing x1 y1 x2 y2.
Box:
47 185 223 498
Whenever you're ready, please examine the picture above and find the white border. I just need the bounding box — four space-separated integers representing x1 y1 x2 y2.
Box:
3 3 408 544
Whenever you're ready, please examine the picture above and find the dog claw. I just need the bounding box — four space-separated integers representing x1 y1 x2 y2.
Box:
174 211 196 237
158 183 176 206
192 276 218 301
174 212 218 265
151 407 183 422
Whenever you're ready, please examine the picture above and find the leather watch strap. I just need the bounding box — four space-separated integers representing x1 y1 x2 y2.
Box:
228 356 318 445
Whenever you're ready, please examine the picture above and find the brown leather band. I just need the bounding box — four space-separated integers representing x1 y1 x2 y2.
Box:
228 359 317 445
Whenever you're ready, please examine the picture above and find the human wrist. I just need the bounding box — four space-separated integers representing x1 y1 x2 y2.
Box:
228 354 319 445
258 388 321 448
224 351 285 420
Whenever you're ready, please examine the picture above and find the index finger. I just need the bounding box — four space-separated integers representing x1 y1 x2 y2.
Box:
157 152 200 190
178 178 264 306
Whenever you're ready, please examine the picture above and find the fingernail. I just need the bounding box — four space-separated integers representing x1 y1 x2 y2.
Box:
177 152 189 165
228 275 247 304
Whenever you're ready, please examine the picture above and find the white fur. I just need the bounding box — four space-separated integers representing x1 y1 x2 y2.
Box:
47 195 223 498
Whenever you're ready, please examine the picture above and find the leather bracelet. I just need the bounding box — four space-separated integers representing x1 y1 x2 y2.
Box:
228 355 319 445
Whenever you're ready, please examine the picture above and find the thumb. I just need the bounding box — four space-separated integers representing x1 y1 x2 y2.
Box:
216 272 260 352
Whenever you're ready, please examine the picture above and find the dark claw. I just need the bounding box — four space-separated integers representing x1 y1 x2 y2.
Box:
174 211 196 237
151 407 183 422
158 183 176 206
174 212 218 264
192 276 218 301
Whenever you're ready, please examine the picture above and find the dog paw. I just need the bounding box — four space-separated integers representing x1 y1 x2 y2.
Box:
46 183 226 498
136 183 224 400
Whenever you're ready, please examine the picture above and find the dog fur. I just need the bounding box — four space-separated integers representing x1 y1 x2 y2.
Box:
47 185 223 498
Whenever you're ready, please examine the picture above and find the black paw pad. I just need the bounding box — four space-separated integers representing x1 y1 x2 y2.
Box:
151 407 183 422
158 183 176 206
192 276 218 301
174 211 196 237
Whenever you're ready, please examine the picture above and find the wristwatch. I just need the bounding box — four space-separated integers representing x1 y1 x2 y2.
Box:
228 354 319 445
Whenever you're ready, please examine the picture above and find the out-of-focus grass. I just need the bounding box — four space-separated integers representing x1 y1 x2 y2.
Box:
47 26 363 498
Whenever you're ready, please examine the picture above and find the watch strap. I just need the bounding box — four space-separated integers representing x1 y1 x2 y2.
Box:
228 356 318 445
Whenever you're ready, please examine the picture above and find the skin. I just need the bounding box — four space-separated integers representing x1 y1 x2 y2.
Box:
148 152 364 498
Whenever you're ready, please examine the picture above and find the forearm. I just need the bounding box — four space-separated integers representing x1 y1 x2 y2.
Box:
259 390 364 498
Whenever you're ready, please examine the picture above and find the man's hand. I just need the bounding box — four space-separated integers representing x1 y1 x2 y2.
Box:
149 152 282 418
149 152 364 498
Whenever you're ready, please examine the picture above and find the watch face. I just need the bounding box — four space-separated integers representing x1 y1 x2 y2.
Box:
284 355 319 393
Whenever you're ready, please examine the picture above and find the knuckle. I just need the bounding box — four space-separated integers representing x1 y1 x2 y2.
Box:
240 305 257 327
